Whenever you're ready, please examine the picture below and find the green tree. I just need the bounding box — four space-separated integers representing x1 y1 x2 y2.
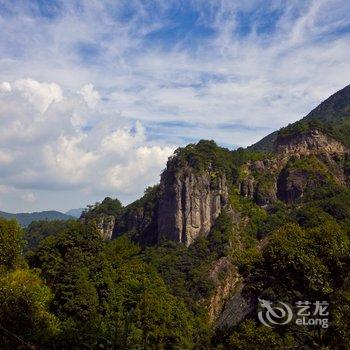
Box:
107 237 195 349
0 218 24 270
229 320 295 349
0 268 59 348
24 219 74 252
0 217 59 348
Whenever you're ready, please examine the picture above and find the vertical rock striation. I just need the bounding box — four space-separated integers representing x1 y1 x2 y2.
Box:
158 166 229 246
81 213 116 240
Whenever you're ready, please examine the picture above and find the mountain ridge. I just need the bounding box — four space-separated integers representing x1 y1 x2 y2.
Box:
249 84 350 152
80 84 350 252
0 210 74 227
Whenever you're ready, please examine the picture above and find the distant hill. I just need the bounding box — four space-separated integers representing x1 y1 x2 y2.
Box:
65 208 84 218
0 210 74 227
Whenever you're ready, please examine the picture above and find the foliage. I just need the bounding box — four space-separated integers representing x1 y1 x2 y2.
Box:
278 113 350 149
241 219 350 347
107 237 195 349
208 210 234 257
293 204 334 228
321 189 350 220
0 269 59 348
249 223 344 300
326 272 350 348
82 196 123 220
2 86 350 348
0 218 58 348
167 140 270 184
228 320 295 349
27 222 196 348
144 239 216 348
167 140 236 180
0 217 24 270
24 219 74 252
144 239 215 306
257 201 293 238
230 190 267 245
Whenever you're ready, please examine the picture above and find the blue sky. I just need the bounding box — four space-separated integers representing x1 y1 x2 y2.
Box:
0 0 350 212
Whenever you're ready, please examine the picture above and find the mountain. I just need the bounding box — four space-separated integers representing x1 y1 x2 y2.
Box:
65 208 84 218
0 210 74 227
79 84 350 343
86 96 350 246
81 83 350 249
7 84 350 348
250 83 350 152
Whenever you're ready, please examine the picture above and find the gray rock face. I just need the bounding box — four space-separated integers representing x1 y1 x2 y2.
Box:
275 129 347 155
158 167 229 246
208 257 241 323
81 213 115 240
276 167 329 203
215 284 255 329
239 178 255 198
94 214 116 240
115 204 159 246
238 130 349 206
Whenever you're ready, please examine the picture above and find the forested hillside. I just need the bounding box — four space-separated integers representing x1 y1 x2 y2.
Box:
1 85 350 349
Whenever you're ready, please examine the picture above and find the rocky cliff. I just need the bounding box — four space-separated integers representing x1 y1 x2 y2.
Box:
80 212 116 240
275 129 347 155
239 129 350 205
207 257 241 323
113 185 160 246
158 166 229 246
93 214 116 240
80 197 122 240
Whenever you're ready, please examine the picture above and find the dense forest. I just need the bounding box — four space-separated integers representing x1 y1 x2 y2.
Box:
1 85 350 349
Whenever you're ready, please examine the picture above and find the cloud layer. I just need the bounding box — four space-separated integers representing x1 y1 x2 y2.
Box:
0 79 173 211
0 0 349 211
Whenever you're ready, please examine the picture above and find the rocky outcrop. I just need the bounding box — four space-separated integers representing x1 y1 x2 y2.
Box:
275 129 347 155
115 204 158 246
238 129 349 205
158 167 229 246
239 177 255 199
215 284 255 329
80 197 123 240
81 213 115 240
96 214 115 240
277 165 330 203
207 257 241 323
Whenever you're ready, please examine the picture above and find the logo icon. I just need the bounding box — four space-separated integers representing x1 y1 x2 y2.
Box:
258 298 293 327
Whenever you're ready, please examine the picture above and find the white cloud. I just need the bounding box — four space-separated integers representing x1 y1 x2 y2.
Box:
105 145 174 193
101 121 145 154
43 134 98 184
14 79 63 113
78 83 100 108
0 81 11 92
0 80 174 209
